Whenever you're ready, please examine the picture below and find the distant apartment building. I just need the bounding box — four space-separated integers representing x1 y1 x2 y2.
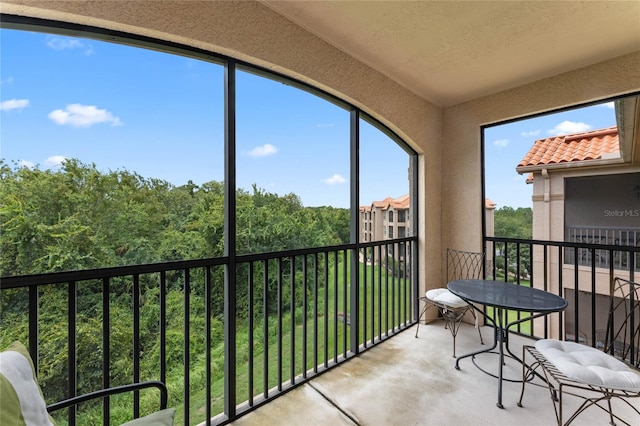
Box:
359 194 410 243
517 122 640 342
360 194 496 264
359 194 410 268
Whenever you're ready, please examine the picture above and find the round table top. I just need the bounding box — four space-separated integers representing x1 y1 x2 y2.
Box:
447 279 568 313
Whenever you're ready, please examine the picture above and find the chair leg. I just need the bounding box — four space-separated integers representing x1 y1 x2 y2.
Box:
415 299 429 338
416 301 483 358
606 399 614 426
442 308 467 357
518 347 543 408
469 308 484 345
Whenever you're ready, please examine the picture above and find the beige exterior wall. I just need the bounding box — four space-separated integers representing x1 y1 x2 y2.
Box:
1 0 437 298
372 206 384 242
528 166 640 338
3 1 640 325
358 203 410 266
359 205 409 243
442 54 640 326
442 53 640 250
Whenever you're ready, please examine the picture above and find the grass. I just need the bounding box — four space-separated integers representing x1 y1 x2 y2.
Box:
179 256 411 425
485 271 533 335
38 262 545 425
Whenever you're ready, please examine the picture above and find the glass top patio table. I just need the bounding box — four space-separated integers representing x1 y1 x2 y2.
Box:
447 279 568 409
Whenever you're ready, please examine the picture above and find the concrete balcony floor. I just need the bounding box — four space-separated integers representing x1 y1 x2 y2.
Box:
230 321 639 426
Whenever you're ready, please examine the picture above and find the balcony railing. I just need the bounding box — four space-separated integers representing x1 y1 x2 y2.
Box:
485 236 638 347
2 235 637 424
0 237 418 426
565 226 640 271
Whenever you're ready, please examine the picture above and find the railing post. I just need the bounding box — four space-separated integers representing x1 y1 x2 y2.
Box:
349 108 360 355
101 277 110 422
350 247 360 355
28 286 38 375
68 280 77 426
223 58 237 420
182 270 190 423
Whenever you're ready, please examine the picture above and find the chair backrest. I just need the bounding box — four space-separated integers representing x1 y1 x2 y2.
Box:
565 321 588 344
446 248 484 282
602 277 640 369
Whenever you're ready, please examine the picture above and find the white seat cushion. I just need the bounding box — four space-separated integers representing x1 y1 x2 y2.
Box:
425 288 468 309
536 339 640 392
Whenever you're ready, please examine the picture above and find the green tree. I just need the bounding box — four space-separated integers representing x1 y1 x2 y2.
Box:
0 157 354 414
493 206 533 278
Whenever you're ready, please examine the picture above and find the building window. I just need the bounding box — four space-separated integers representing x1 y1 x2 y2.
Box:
389 210 394 222
398 210 406 223
388 226 394 238
398 226 405 238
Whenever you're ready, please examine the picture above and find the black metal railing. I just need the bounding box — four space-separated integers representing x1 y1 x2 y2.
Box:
565 226 640 271
485 236 638 346
0 237 418 426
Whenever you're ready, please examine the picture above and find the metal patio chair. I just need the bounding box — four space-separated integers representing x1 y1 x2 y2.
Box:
0 340 174 425
415 248 485 357
518 277 640 426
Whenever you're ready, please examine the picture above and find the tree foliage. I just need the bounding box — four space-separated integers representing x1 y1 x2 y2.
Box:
494 206 532 240
493 206 533 278
0 159 349 276
0 158 351 409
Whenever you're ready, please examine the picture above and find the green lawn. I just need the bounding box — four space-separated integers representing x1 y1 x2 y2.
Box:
183 257 410 425
485 272 533 335
50 256 410 425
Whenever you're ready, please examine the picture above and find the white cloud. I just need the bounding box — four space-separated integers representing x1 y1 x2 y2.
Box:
19 160 35 169
1 99 29 111
48 104 122 128
46 36 94 55
548 120 591 136
600 102 615 109
521 130 540 137
324 174 347 185
44 156 68 168
493 139 509 148
247 144 277 158
1 76 14 85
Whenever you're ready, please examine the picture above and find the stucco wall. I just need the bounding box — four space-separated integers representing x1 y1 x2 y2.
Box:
1 0 441 295
441 52 640 257
3 0 640 311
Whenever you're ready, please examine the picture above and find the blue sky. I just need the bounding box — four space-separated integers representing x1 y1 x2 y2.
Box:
485 103 617 209
0 28 617 210
0 28 412 209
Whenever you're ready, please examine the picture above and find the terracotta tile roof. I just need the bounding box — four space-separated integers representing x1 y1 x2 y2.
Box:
517 126 620 169
485 198 496 209
372 197 396 208
389 194 410 209
364 194 410 210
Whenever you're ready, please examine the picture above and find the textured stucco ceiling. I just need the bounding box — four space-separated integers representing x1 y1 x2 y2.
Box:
260 1 640 108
